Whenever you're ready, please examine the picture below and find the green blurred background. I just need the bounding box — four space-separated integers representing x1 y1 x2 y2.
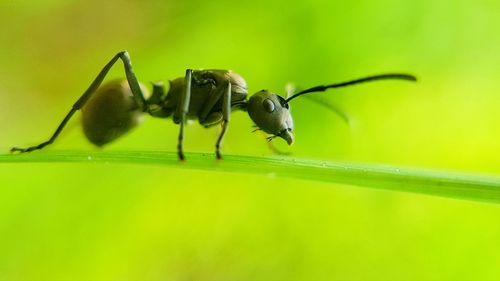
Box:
0 0 499 280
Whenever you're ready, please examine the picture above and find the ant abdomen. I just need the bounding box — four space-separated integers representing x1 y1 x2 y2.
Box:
81 79 149 147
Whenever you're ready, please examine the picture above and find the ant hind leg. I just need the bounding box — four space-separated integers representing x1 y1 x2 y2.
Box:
11 51 148 153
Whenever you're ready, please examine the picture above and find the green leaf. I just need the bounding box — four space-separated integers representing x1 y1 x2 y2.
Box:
1 151 499 204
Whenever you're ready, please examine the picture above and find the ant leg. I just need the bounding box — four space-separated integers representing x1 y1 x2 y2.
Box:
73 51 147 111
11 51 148 153
176 69 192 161
10 107 78 153
199 87 224 122
215 82 232 159
198 80 229 125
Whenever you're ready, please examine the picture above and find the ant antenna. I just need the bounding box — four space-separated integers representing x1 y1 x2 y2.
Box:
285 73 417 103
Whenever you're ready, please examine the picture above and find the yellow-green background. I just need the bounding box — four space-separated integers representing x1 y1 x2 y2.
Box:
0 0 499 280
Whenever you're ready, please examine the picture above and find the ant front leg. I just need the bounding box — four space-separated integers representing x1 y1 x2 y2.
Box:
176 69 192 161
215 82 231 159
11 51 148 153
198 81 232 159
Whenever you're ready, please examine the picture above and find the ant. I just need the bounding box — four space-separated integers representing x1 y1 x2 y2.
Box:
11 51 416 160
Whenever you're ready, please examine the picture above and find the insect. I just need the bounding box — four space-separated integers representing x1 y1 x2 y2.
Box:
10 51 416 160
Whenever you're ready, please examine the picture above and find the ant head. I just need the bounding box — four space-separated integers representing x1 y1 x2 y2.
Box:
247 90 294 145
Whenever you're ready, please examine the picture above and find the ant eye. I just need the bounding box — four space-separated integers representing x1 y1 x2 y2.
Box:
263 99 275 113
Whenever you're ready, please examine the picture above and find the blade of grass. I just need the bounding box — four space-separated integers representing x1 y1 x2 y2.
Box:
1 150 499 204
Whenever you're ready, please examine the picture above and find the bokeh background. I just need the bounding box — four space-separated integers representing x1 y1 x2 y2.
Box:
0 0 499 280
